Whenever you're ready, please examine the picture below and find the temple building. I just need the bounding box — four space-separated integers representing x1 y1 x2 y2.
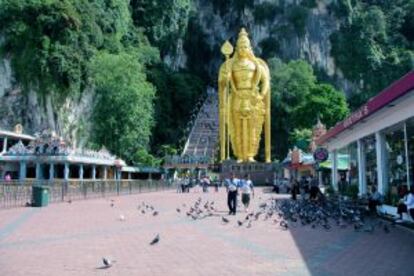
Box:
318 71 414 207
282 118 327 180
0 126 133 181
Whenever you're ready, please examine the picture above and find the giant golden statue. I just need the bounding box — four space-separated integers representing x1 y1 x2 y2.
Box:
218 28 271 163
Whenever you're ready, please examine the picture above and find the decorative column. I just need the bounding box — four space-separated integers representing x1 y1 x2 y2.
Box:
92 165 96 180
357 139 367 195
2 137 8 153
36 163 42 180
49 163 54 180
103 166 107 180
19 161 27 181
331 149 338 191
79 164 84 180
375 131 388 194
64 163 70 181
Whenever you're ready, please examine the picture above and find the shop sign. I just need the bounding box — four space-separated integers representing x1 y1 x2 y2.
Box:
313 147 329 162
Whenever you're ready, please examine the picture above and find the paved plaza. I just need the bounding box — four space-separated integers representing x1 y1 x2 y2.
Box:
0 188 414 276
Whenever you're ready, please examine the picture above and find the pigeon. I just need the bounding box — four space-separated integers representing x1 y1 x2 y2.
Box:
153 211 159 216
363 225 374 233
246 221 252 228
222 216 230 224
141 210 145 214
280 221 288 230
67 199 72 204
110 203 114 208
102 257 115 268
259 203 267 209
25 201 31 207
384 224 390 233
150 234 160 245
237 220 243 226
176 208 181 213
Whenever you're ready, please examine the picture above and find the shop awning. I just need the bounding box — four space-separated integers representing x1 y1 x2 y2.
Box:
319 154 349 170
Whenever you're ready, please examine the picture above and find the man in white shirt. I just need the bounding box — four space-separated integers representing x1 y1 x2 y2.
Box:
227 174 240 215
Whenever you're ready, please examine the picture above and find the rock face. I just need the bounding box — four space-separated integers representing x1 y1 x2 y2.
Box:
169 0 354 94
0 0 353 144
0 55 94 147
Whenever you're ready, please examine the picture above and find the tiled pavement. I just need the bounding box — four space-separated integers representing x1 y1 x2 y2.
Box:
1 188 414 276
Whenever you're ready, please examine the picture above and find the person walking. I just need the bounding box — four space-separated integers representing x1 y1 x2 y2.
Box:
240 174 254 212
291 179 299 200
226 174 240 215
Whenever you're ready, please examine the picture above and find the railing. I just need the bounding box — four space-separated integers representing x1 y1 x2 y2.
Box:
0 179 172 209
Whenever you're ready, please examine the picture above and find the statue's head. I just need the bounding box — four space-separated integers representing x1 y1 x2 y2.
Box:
236 28 254 59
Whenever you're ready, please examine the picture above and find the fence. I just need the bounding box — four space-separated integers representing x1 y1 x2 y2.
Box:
0 179 172 209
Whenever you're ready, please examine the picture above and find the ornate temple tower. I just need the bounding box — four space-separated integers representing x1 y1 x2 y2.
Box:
308 117 327 153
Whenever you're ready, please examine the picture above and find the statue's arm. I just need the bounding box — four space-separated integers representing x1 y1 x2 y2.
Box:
257 59 270 98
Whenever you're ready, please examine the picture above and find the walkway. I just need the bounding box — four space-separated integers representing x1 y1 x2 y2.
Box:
0 188 413 275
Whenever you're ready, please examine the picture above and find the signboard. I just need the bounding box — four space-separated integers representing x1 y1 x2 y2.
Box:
313 147 329 162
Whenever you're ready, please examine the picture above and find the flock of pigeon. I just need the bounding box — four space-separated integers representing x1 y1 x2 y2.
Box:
101 200 161 269
178 195 394 234
100 193 394 269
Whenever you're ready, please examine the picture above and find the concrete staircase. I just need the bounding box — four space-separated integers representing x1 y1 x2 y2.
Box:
182 87 219 162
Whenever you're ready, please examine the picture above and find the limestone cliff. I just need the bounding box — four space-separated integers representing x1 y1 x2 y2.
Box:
169 0 355 94
0 0 353 144
0 54 94 147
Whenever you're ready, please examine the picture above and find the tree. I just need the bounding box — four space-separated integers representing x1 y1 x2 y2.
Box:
295 84 349 128
269 58 349 159
269 58 316 159
147 64 205 152
90 51 155 164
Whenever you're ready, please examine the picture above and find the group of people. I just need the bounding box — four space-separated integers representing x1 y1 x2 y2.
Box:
224 174 254 215
175 176 220 193
288 176 324 202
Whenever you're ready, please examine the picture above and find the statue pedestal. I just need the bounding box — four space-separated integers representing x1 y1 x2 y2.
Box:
220 160 276 185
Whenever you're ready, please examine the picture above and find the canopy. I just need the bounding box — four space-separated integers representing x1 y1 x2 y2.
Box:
319 154 349 170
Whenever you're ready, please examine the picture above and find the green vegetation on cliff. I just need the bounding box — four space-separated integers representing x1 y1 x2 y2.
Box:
0 0 202 164
330 0 414 108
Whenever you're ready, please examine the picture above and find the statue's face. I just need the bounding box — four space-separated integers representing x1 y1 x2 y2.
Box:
237 42 251 58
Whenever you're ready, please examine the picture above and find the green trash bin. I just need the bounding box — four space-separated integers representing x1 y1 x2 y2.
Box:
32 185 49 207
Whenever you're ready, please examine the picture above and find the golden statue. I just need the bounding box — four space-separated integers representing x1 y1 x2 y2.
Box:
218 28 271 163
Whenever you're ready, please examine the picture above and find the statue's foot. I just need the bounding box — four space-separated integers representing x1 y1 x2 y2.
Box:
265 159 271 163
247 157 256 163
236 159 243 163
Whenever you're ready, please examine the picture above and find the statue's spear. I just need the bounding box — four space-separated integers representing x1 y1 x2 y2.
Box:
220 40 233 160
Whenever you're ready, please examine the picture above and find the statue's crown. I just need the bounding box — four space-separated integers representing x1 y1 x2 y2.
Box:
236 28 251 47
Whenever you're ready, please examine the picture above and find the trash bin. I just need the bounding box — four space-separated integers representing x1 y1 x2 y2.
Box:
32 185 49 207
